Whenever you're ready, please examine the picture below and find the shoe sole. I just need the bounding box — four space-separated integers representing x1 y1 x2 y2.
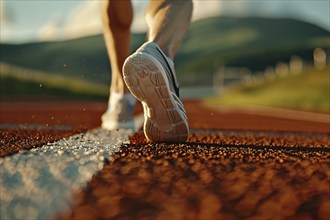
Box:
123 52 189 143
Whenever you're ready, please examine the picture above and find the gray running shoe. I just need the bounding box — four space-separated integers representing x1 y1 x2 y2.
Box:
122 42 189 143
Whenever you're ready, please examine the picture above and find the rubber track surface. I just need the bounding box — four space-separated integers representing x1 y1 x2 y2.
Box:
59 131 329 220
1 100 329 219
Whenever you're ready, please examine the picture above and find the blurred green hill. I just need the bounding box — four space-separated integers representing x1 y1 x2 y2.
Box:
1 16 329 88
206 66 330 113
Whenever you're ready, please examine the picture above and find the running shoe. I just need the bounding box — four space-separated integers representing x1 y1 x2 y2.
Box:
122 42 189 143
101 94 135 130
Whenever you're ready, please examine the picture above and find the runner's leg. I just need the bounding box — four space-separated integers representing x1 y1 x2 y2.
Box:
102 0 133 94
146 0 193 59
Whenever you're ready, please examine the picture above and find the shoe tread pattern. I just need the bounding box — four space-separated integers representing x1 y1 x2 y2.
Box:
123 52 188 143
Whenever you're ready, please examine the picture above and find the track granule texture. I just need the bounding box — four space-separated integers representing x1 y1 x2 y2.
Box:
60 131 330 220
0 101 104 157
0 128 83 157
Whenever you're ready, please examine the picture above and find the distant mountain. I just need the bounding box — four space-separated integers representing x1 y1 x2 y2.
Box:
1 16 329 86
177 17 328 72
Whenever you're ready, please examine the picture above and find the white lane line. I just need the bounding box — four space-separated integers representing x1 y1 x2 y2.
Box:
0 128 133 220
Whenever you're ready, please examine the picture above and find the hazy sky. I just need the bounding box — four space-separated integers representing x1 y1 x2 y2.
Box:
1 0 329 43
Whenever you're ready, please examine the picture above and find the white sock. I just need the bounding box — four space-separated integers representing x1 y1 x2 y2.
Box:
109 92 123 108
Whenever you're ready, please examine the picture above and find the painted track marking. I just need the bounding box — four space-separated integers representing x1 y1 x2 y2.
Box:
1 128 132 219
